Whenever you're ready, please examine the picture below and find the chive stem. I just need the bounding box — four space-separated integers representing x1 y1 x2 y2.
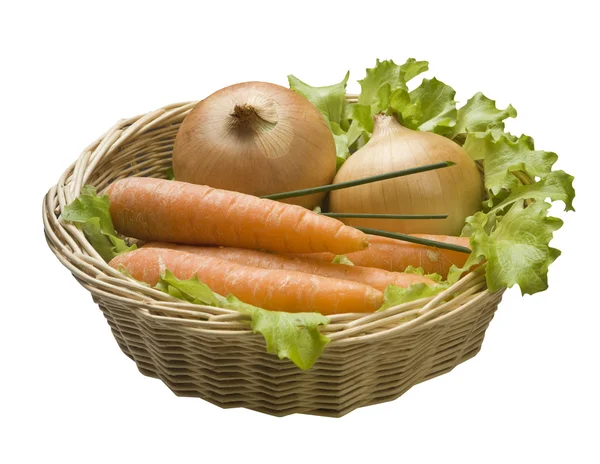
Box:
357 227 472 254
261 161 455 200
322 213 448 219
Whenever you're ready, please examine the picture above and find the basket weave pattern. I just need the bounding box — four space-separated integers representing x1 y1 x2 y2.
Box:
43 101 503 417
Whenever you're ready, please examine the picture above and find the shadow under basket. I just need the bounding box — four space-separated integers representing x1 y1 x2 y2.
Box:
43 100 503 417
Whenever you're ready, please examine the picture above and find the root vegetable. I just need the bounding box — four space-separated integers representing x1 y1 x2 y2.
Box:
109 246 383 314
106 177 368 254
144 242 436 291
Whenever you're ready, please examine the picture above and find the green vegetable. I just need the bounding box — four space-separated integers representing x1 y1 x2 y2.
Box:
459 131 574 294
156 270 330 370
489 170 575 214
378 266 450 311
402 77 457 135
61 186 136 262
288 72 350 129
379 282 448 311
357 58 428 106
450 202 563 294
288 72 351 166
403 266 446 284
465 133 559 195
351 104 374 136
451 92 517 139
331 255 354 266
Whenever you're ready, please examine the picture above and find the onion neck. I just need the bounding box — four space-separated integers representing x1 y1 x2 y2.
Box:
371 113 410 139
231 104 257 124
229 100 278 133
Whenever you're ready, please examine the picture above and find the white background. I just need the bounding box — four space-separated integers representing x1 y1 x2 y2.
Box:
2 1 598 463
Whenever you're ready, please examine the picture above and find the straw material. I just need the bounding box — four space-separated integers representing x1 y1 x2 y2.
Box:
43 100 504 417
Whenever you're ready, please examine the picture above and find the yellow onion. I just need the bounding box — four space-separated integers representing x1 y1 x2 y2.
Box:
329 114 483 235
172 81 336 209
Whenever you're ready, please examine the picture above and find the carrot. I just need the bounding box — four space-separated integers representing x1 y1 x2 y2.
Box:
143 242 437 292
290 234 471 279
106 178 368 254
109 246 383 314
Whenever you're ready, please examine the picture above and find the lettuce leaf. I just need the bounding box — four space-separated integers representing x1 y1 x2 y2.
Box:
356 61 457 136
239 303 330 370
156 270 330 370
489 170 576 213
450 202 563 294
379 282 448 311
389 88 421 129
451 92 517 138
288 72 350 129
62 185 136 262
378 267 449 311
403 266 445 284
357 58 428 106
288 72 352 165
352 104 375 135
464 133 558 195
330 122 351 167
407 78 457 135
331 255 354 265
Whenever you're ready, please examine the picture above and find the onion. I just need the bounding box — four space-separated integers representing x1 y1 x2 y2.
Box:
329 114 483 235
172 82 336 209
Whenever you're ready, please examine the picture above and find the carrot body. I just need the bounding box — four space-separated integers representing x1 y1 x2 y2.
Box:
109 247 383 314
143 242 436 292
291 234 471 278
106 178 368 254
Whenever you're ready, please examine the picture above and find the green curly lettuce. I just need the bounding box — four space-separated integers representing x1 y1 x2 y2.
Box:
378 266 450 310
451 92 517 139
61 185 136 262
357 58 429 106
453 131 575 294
331 255 354 265
403 77 457 135
449 202 563 294
356 60 457 137
403 266 446 284
379 282 448 311
288 72 352 166
464 133 559 195
489 170 575 214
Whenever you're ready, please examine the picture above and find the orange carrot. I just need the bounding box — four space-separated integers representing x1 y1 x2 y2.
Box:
106 178 368 254
109 246 383 314
290 234 471 279
143 242 437 292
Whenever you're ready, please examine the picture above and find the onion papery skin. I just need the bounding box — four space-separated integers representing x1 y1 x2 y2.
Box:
329 115 483 235
172 81 336 209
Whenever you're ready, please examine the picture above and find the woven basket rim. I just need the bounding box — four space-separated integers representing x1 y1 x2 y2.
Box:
43 99 502 347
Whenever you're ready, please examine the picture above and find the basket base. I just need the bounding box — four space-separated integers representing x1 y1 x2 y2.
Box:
96 291 501 417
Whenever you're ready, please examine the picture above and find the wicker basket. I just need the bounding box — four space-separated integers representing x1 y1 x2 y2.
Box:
43 100 504 417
